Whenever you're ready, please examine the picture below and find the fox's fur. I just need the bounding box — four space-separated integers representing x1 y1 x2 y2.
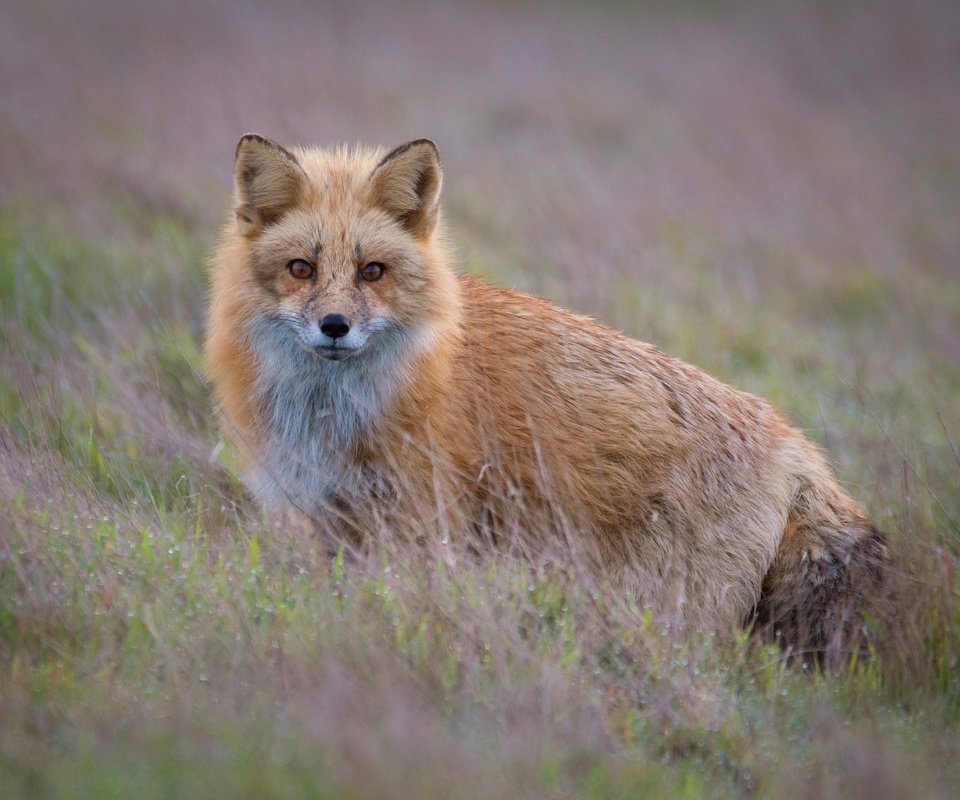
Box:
206 135 889 661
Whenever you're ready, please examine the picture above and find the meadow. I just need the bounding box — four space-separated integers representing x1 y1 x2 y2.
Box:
1 1 959 797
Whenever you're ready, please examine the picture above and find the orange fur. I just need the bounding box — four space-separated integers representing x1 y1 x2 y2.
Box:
206 135 889 659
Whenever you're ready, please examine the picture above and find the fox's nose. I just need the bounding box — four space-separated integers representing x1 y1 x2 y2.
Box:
319 314 351 340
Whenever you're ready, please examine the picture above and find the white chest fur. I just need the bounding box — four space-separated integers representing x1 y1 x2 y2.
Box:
243 315 413 517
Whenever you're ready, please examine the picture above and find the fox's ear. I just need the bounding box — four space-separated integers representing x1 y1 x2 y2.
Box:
233 134 306 235
369 139 442 239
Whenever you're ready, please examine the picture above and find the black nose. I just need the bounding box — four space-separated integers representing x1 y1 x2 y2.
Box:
319 314 351 340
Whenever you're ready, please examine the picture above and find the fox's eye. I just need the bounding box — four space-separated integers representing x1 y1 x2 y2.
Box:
359 262 385 282
288 259 315 280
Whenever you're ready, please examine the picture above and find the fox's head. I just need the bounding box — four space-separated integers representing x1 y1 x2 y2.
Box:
225 134 456 362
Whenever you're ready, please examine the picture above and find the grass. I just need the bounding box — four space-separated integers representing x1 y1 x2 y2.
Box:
2 0 959 797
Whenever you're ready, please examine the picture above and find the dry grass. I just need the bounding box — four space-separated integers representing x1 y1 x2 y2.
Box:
1 0 959 797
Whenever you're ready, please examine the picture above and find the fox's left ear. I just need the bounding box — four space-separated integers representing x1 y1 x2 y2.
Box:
369 139 442 239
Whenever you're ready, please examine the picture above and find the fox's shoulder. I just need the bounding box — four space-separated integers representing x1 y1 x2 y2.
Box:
457 273 626 342
456 272 667 367
451 272 776 432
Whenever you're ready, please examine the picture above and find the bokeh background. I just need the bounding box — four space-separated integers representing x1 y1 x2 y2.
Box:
1 1 959 797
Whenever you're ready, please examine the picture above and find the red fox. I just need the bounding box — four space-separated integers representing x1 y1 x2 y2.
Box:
207 135 889 660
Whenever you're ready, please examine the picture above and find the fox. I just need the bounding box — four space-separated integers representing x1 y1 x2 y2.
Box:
206 134 889 660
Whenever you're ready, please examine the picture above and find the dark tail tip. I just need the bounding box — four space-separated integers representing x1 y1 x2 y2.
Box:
751 523 891 668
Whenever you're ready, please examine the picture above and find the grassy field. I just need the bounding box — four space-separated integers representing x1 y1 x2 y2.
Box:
1 0 959 797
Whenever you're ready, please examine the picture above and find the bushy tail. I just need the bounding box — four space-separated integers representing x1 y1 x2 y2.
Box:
753 481 891 667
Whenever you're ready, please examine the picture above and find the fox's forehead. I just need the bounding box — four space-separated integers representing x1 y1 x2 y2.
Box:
256 145 394 250
292 144 388 202
258 207 396 259
256 203 418 270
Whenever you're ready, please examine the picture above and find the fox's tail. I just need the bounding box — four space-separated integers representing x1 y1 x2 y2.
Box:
753 479 891 666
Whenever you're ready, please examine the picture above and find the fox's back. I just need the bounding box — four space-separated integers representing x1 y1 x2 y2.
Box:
443 276 803 615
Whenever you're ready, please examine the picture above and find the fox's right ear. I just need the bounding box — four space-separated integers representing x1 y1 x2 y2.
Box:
233 134 306 235
369 139 442 239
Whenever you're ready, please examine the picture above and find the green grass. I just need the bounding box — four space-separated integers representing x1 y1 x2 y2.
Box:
1 209 958 798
